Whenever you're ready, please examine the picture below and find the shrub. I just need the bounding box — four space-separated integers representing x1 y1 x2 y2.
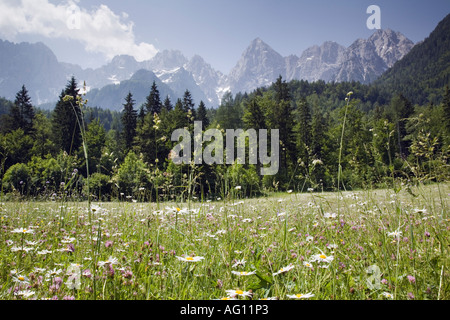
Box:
84 172 112 201
2 163 31 194
112 151 152 198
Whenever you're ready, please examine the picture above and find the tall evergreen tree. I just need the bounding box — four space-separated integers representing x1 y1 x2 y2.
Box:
145 81 162 115
274 75 290 102
196 101 209 128
391 94 414 158
11 85 35 134
163 95 173 112
443 85 450 135
51 76 82 154
311 105 325 160
172 98 188 129
182 90 196 119
121 92 137 153
295 97 312 167
243 95 265 130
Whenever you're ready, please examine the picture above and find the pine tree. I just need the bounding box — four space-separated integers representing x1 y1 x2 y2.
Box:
10 85 35 134
145 81 162 115
51 76 82 154
163 96 173 112
274 75 290 102
295 97 312 167
182 90 196 119
138 105 146 127
391 94 414 158
121 92 137 153
243 95 265 130
196 100 209 128
443 85 450 134
311 105 325 160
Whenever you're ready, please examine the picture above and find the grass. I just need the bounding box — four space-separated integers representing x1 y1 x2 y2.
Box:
0 182 448 300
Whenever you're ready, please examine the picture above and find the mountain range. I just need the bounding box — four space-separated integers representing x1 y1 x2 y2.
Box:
0 29 415 111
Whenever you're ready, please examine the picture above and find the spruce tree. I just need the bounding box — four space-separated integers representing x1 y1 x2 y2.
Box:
11 85 35 134
51 76 82 154
243 96 265 130
145 81 162 115
295 97 312 167
311 106 325 160
163 96 173 112
196 101 209 128
121 92 137 153
443 85 450 135
182 90 196 119
138 105 146 126
391 94 414 158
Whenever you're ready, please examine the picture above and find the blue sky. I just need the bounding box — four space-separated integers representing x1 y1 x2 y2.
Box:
1 0 449 73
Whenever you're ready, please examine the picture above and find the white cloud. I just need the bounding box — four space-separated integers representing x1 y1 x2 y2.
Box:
0 0 158 61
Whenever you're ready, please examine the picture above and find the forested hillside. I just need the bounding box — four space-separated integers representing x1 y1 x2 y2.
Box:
374 13 450 105
0 73 448 201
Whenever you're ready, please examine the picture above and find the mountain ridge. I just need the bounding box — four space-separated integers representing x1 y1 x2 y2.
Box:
0 28 416 110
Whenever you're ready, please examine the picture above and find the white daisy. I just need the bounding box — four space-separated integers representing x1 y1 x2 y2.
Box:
176 256 205 262
226 289 252 298
387 230 402 238
15 290 35 299
13 275 29 285
272 264 295 276
311 252 334 263
11 228 34 234
287 292 315 299
232 259 246 268
98 256 119 267
380 292 394 299
37 249 53 255
231 271 256 276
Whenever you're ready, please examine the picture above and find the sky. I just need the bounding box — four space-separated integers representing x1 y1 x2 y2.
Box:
0 0 449 74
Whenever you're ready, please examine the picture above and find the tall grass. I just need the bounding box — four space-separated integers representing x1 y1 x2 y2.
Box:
0 182 448 300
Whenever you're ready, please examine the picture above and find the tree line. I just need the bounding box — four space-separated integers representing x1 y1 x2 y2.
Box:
0 76 449 201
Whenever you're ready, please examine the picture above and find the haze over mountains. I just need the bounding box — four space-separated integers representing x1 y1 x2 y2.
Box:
0 29 414 111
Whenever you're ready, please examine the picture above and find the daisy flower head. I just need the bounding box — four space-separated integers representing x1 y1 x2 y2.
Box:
311 252 334 264
176 255 205 262
380 292 394 299
387 230 402 238
214 297 238 300
324 212 337 219
226 289 252 298
231 271 256 276
13 275 30 285
272 264 295 276
287 292 315 299
15 290 35 299
98 256 119 267
232 259 246 268
303 261 314 269
11 228 34 234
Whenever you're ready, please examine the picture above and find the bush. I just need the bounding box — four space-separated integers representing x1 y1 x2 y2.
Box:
27 156 63 194
2 163 31 194
84 172 112 201
112 151 152 198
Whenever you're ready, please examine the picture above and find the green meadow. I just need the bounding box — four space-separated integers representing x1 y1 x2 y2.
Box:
1 182 448 300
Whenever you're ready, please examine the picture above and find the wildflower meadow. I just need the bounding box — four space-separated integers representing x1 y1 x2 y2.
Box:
0 181 448 301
